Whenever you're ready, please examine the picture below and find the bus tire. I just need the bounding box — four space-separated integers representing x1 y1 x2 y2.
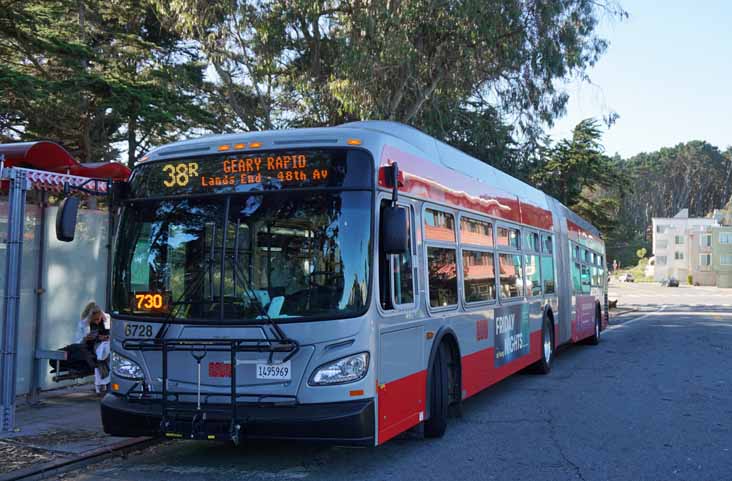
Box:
588 305 601 345
424 342 449 438
534 316 554 374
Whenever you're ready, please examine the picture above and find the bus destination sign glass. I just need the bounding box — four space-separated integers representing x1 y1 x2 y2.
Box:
130 149 372 197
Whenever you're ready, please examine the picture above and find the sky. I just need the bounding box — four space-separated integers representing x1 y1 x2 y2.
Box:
548 1 732 158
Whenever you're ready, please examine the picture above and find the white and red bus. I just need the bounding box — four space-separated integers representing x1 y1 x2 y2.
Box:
59 121 607 445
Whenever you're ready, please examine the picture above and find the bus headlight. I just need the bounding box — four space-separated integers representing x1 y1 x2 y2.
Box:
111 352 144 380
309 352 369 386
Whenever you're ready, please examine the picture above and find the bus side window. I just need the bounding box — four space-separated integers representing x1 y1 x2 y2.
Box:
380 201 414 309
580 265 591 294
541 255 555 294
572 262 582 294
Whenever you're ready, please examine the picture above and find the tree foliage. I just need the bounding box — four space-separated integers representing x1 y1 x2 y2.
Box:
531 119 625 233
619 142 732 233
156 0 624 137
0 0 214 165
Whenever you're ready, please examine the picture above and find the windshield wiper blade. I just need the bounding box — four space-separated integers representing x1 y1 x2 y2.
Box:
156 260 212 339
229 256 289 342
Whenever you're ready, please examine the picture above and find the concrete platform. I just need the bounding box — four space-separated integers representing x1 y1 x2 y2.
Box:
0 385 151 479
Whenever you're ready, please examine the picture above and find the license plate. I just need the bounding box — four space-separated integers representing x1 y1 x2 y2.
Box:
255 361 291 380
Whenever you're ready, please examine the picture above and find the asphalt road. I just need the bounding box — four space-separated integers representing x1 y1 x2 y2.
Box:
63 283 732 481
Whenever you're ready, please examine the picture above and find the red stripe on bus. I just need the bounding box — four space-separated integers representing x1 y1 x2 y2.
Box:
377 370 427 444
377 330 543 444
462 330 542 398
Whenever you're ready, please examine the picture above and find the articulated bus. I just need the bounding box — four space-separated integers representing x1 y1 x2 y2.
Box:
62 121 607 445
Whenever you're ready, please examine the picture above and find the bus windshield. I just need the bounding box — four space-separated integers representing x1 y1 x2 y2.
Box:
112 191 372 322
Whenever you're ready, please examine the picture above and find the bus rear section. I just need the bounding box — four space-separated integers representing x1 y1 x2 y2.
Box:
101 145 381 444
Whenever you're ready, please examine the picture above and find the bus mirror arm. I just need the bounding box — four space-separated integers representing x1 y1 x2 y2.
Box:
390 162 399 205
381 162 408 255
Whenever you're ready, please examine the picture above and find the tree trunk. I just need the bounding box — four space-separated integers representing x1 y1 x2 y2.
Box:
127 115 137 168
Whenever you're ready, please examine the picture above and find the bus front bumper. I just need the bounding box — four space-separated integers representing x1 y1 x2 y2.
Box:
101 393 374 445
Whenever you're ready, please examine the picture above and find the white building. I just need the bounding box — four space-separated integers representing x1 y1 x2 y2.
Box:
651 209 719 283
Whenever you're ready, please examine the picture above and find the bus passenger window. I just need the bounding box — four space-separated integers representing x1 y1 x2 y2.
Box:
542 234 553 254
572 262 581 293
462 250 495 302
427 247 458 308
541 255 555 294
460 217 493 246
525 254 541 297
392 213 414 305
380 201 414 309
424 208 455 242
581 265 591 293
497 227 520 249
499 253 523 298
525 232 539 252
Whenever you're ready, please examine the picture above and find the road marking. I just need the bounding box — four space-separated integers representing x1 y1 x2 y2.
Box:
605 305 667 333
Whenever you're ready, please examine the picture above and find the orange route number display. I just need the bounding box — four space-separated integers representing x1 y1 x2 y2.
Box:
132 292 169 313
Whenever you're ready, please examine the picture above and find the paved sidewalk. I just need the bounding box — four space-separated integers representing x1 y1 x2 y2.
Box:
0 385 150 479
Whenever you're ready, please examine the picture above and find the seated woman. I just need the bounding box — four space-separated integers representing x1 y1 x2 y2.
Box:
75 302 111 393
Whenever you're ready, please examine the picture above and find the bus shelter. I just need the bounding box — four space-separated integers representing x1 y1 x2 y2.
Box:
0 142 129 432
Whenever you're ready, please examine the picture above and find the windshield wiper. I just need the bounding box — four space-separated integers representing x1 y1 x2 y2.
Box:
155 258 214 339
228 252 289 342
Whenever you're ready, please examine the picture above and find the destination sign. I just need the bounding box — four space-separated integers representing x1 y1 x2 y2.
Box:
129 148 372 197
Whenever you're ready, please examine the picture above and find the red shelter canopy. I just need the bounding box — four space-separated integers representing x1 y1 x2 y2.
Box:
0 141 130 181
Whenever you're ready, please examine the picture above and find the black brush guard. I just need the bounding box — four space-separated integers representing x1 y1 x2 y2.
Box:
121 337 299 444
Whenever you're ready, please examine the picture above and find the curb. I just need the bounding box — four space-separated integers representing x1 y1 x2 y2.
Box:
0 437 162 481
609 308 638 321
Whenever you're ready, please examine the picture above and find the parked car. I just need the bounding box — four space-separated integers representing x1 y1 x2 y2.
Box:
618 273 634 282
667 277 679 287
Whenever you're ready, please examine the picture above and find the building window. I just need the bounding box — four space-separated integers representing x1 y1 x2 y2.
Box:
462 250 496 303
721 255 732 266
656 225 669 234
656 240 668 249
656 256 667 266
720 232 732 245
699 254 711 267
675 251 684 260
427 247 458 307
674 235 684 245
701 234 712 248
424 208 455 242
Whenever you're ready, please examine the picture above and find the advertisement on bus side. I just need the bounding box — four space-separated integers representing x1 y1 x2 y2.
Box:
494 303 530 367
575 295 596 338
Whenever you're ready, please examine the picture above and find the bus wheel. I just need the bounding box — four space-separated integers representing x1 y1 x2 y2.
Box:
424 342 449 438
534 316 554 374
588 306 601 345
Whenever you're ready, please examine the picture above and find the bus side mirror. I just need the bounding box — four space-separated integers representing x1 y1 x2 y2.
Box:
56 196 81 242
381 206 408 255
